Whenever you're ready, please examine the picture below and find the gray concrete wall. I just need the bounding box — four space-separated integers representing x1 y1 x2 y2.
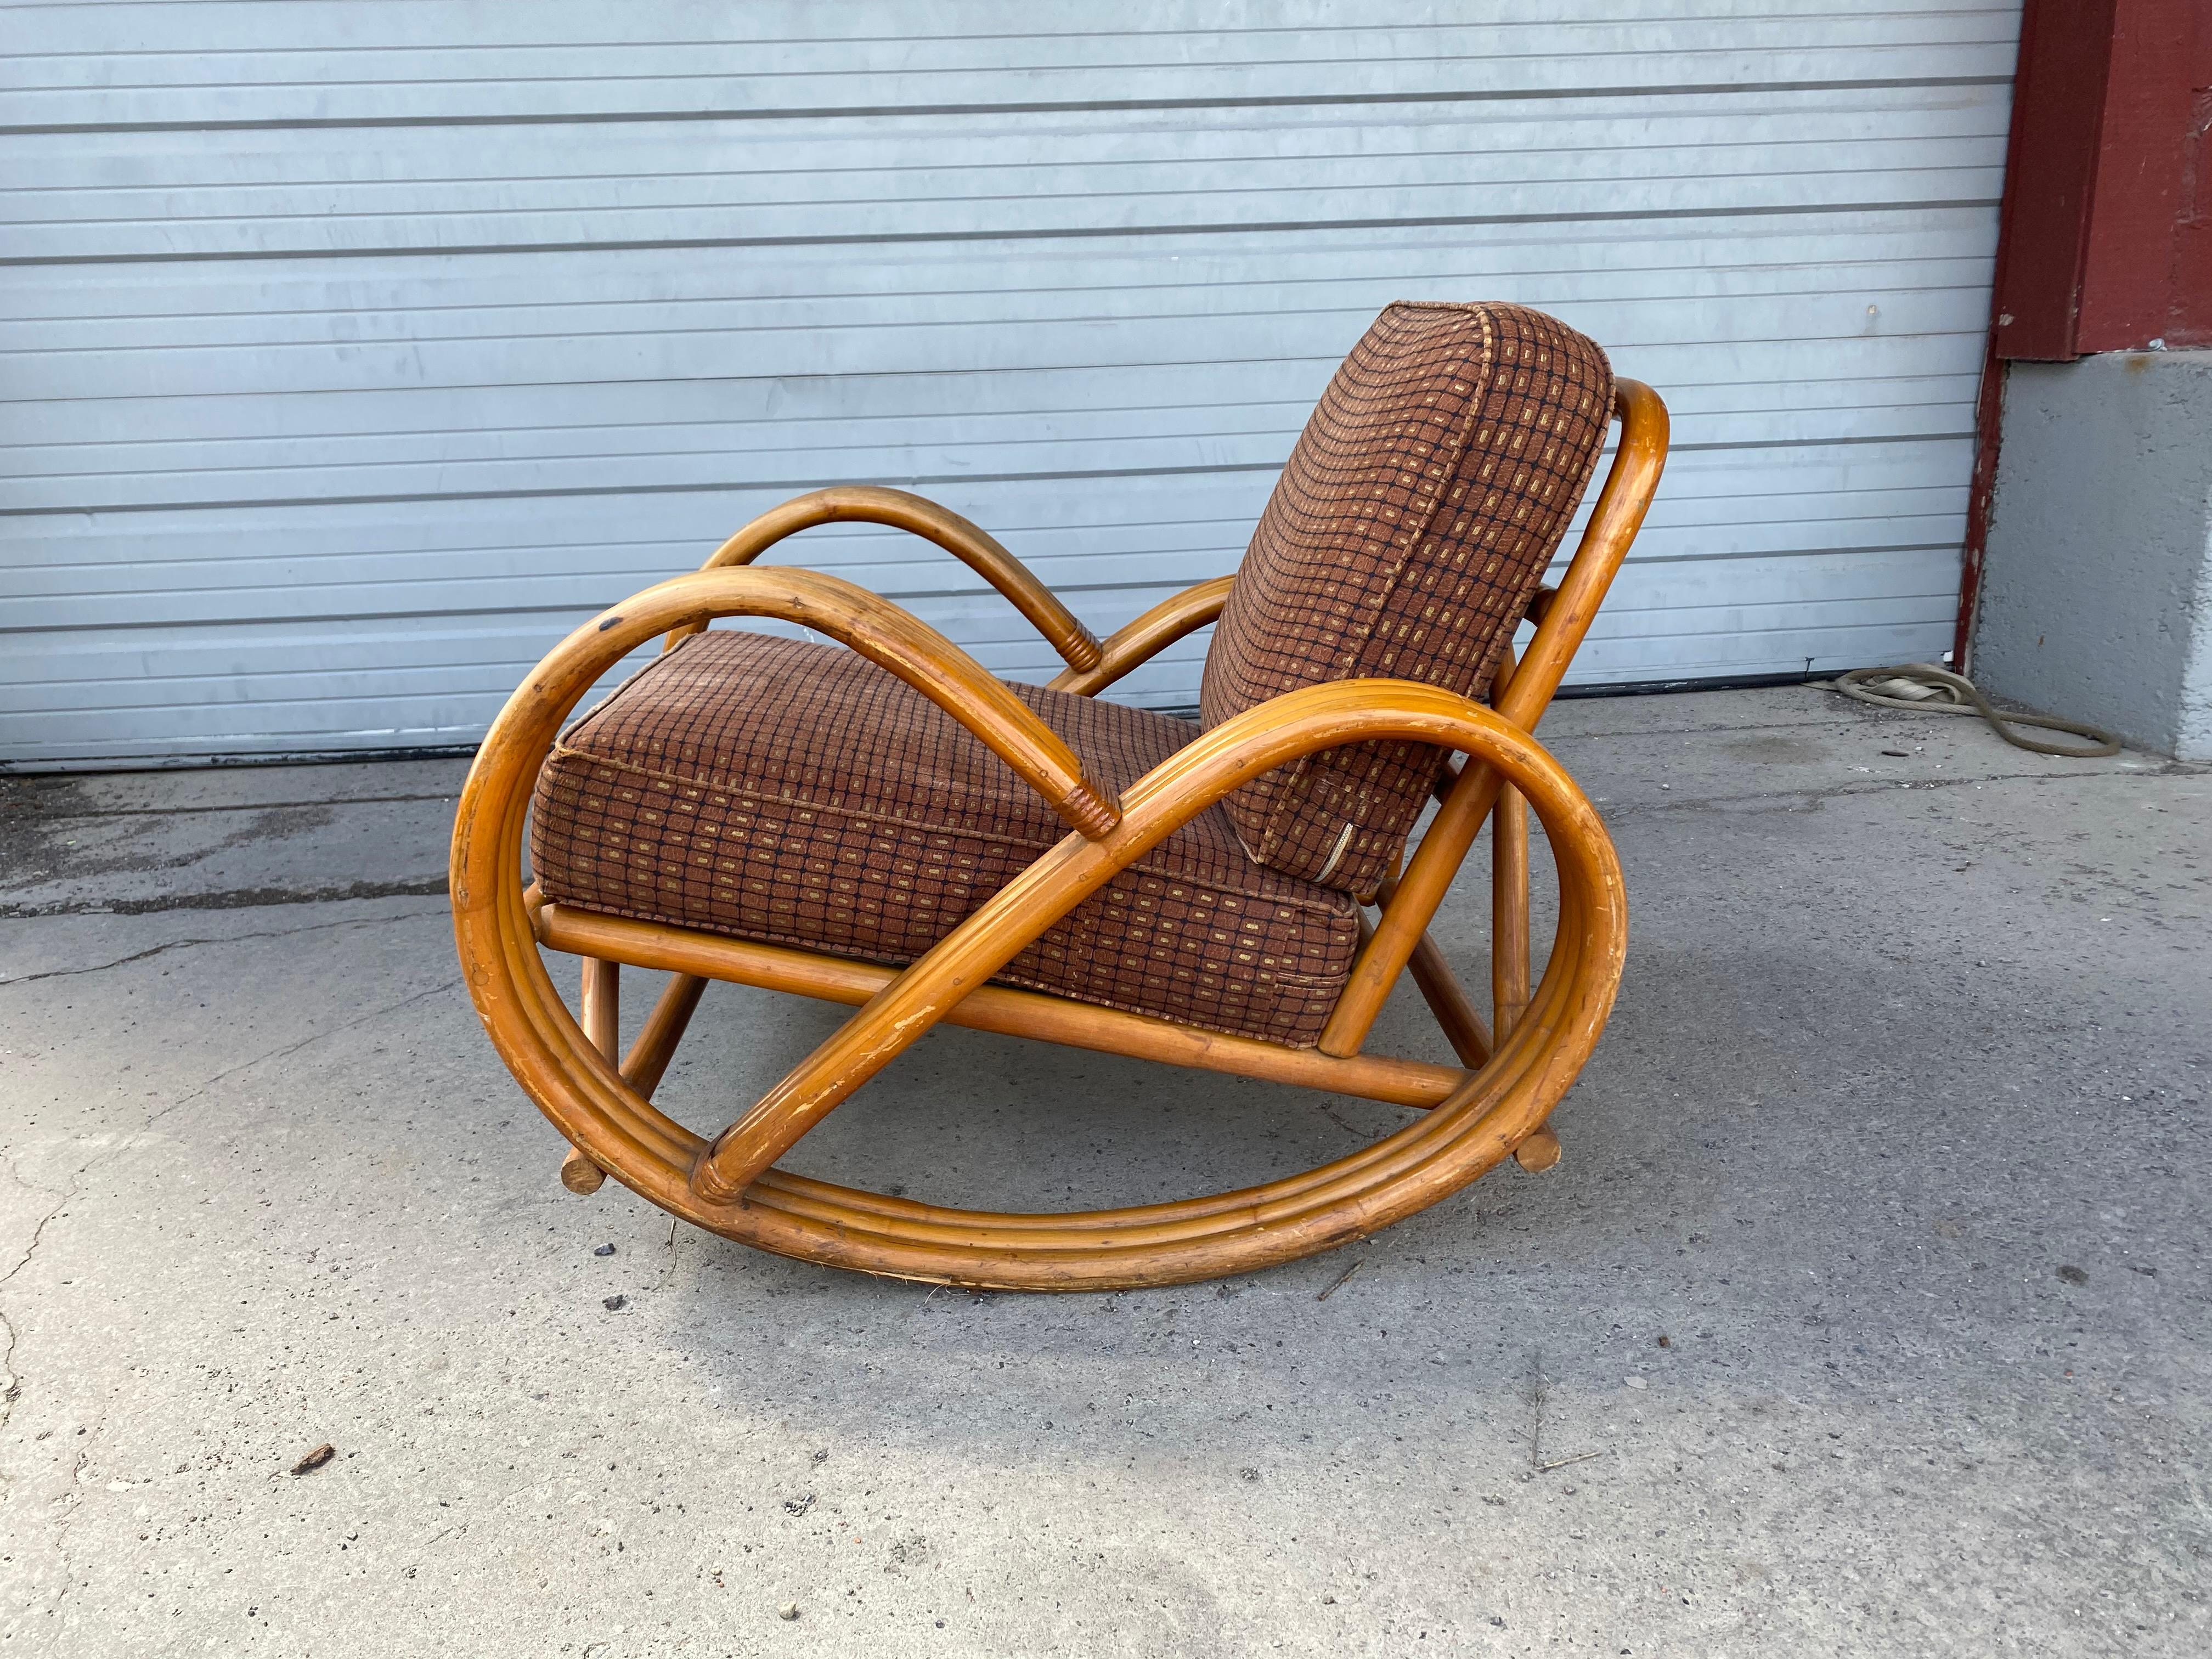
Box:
1974 349 2212 760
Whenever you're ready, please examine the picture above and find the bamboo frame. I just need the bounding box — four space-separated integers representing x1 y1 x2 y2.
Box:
450 381 1668 1290
1046 574 1237 697
531 898 1469 1109
1488 642 1533 1044
663 484 1103 671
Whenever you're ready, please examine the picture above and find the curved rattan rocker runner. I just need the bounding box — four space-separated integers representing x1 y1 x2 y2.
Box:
452 303 1669 1290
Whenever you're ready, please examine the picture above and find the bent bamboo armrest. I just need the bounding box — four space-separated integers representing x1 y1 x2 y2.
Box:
1046 574 1237 697
663 486 1102 671
564 567 1118 839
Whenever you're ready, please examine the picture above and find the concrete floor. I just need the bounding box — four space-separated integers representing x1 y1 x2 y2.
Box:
0 686 2206 1657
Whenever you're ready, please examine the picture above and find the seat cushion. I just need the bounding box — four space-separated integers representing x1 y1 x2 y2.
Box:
531 630 1361 1047
1200 301 1613 896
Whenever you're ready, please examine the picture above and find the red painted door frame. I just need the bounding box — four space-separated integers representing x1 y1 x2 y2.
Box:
1956 0 2212 668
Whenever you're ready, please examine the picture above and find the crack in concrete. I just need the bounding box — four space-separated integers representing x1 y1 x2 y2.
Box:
0 1150 67 1443
1527 1348 1605 1474
401 1470 558 1571
6 791 459 824
1315 1101 1370 1141
132 975 465 1141
1555 713 1927 744
1589 763 2193 820
4 803 342 890
0 974 460 1550
653 1223 689 1291
42 1406 107 1647
0 877 449 920
0 907 446 987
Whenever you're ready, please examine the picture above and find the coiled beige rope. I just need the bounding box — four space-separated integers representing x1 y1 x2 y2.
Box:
1824 663 2121 758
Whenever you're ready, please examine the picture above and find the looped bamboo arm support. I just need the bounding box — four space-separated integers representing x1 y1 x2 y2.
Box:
663 486 1103 671
1046 574 1237 697
456 631 1624 1284
453 568 1116 1212
1318 378 1668 1058
592 566 1116 839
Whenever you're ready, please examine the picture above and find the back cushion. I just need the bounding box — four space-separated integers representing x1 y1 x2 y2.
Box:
1197 301 1613 895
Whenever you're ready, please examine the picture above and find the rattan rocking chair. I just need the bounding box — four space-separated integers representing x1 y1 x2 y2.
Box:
450 302 1667 1290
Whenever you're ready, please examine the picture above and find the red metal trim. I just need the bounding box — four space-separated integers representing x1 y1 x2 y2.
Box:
1994 1 2212 359
2076 2 2205 349
1951 330 2006 675
1991 0 2116 362
1955 3 2049 668
1960 1 2212 663
2177 86 2212 348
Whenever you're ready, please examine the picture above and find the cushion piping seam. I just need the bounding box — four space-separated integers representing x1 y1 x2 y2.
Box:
525 895 1356 1048
1249 301 1501 870
539 744 1356 922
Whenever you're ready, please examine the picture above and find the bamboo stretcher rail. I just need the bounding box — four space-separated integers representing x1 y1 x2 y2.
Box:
533 902 1466 1110
1407 929 1494 1069
558 1146 607 1195
580 957 619 1059
1491 791 1532 1040
666 484 1102 671
558 957 623 1194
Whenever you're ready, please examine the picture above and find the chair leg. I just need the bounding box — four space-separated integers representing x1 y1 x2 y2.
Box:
560 1144 607 1194
1492 785 1531 1040
622 973 708 1098
1491 782 1560 1172
582 957 620 1057
1514 1125 1562 1173
560 958 622 1194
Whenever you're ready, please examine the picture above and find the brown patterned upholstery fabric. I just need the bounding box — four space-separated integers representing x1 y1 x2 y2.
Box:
531 631 1360 1047
1199 302 1613 895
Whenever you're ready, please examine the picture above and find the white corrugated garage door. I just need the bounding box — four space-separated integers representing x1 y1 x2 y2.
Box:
2 2 2019 767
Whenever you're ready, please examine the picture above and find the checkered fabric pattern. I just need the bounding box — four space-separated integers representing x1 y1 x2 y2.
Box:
1199 301 1613 895
531 631 1361 1047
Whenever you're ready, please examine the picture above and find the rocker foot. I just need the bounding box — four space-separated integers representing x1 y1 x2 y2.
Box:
1514 1126 1562 1173
560 1144 607 1194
